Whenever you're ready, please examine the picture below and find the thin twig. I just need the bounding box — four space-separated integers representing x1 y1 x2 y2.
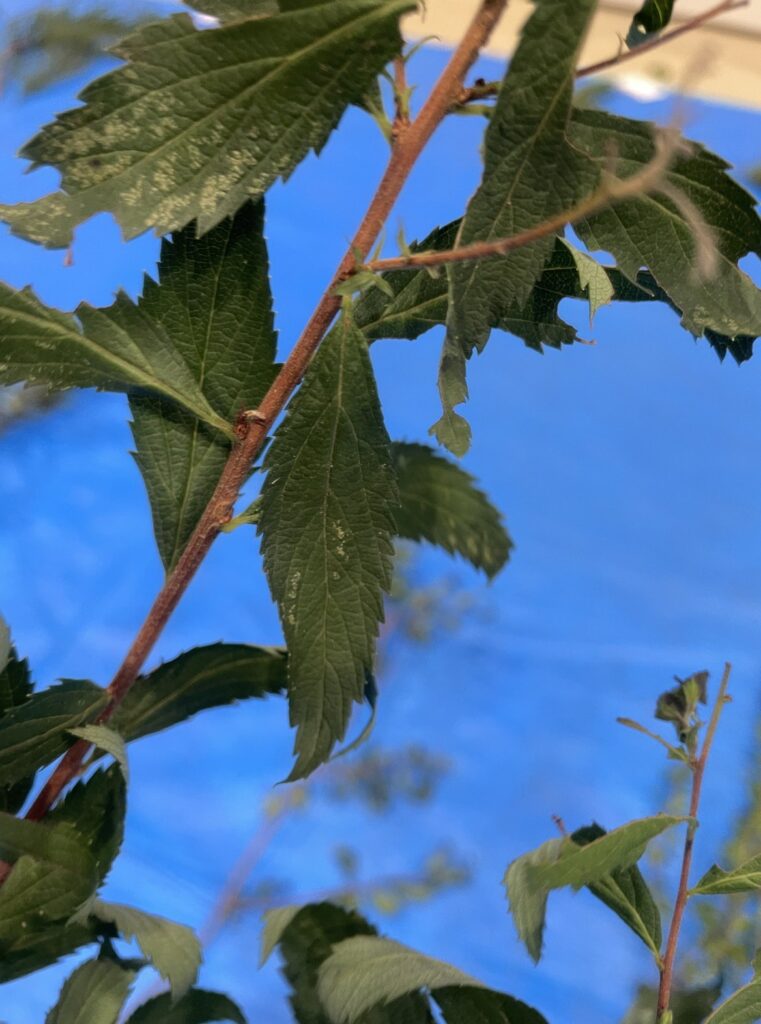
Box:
656 662 732 1021
364 125 683 275
0 0 510 869
454 0 748 109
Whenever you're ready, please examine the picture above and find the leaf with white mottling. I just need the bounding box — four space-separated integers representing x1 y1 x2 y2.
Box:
0 0 414 246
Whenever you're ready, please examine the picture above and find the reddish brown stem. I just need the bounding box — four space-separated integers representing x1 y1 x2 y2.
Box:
655 663 732 1021
363 125 679 276
7 0 509 854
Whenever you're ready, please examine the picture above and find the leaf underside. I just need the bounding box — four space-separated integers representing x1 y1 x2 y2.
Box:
504 814 682 962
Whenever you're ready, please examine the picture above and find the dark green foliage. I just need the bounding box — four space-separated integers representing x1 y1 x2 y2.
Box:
0 286 230 434
626 0 675 47
391 442 512 577
259 316 398 780
433 986 549 1024
571 110 761 343
436 0 599 454
131 201 278 571
126 989 248 1023
357 224 755 364
571 824 662 957
49 766 126 885
112 643 287 742
0 815 98 967
0 767 126 982
0 645 35 813
0 680 108 790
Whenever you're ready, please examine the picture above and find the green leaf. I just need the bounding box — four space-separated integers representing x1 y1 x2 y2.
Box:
85 899 201 999
435 0 599 453
261 904 303 965
275 903 377 1023
112 643 287 743
570 824 662 958
0 286 231 436
692 853 761 895
270 903 434 1024
0 813 96 883
502 837 563 965
259 315 398 780
0 917 98 984
316 936 483 1022
562 241 614 323
68 726 129 782
45 958 136 1024
354 222 458 343
0 647 32 719
504 814 683 962
357 223 752 363
391 442 512 577
433 987 549 1024
49 765 127 885
131 201 278 572
627 0 675 47
0 817 98 961
0 768 124 982
570 108 761 343
0 640 35 814
704 975 761 1024
127 989 247 1024
1 0 414 246
0 679 108 789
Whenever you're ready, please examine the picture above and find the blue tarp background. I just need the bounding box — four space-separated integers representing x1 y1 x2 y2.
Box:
1 13 760 1022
